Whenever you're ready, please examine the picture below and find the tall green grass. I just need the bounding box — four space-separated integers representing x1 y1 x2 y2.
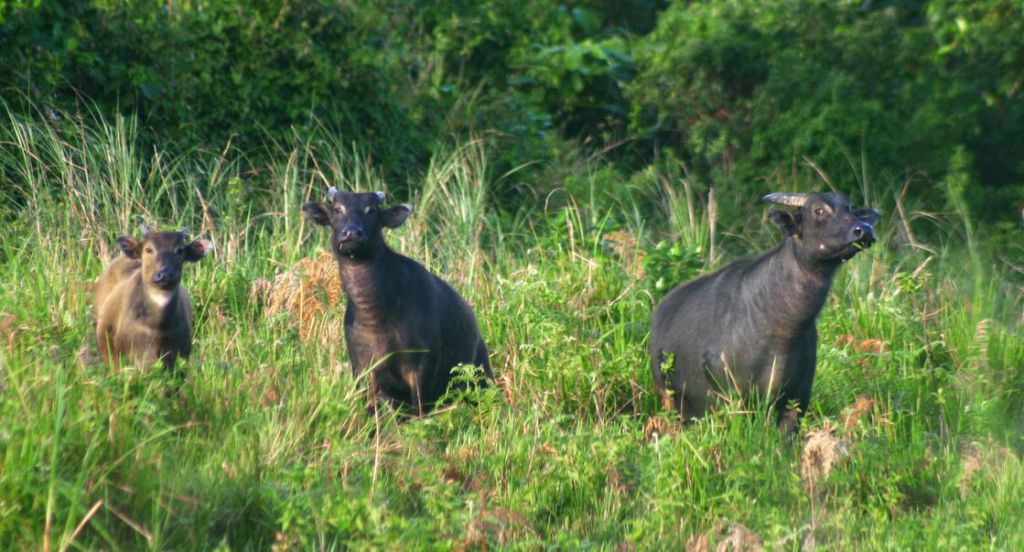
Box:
0 107 1022 550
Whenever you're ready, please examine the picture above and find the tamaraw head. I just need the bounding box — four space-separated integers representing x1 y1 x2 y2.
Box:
763 192 880 264
303 188 412 260
116 226 213 290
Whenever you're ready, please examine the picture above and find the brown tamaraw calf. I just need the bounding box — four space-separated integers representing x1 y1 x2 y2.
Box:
94 227 212 373
303 188 493 415
651 192 880 433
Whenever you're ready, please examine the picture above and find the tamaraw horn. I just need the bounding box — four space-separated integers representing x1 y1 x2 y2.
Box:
762 193 809 207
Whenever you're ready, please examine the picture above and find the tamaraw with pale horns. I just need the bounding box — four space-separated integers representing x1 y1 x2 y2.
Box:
303 188 493 415
650 192 880 433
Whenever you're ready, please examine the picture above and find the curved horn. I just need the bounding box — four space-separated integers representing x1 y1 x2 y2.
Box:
328 186 339 200
762 193 808 207
375 191 385 203
139 224 152 237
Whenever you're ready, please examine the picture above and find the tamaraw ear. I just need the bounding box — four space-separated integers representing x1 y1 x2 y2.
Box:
855 208 880 225
302 202 331 226
115 236 141 259
381 204 412 229
769 210 801 236
184 240 213 262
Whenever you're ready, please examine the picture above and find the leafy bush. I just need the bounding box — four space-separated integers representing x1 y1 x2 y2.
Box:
642 239 704 297
628 0 1024 221
1 0 1022 222
0 1 430 171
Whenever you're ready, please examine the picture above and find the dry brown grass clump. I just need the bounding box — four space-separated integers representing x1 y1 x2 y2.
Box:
968 318 991 371
841 395 876 432
958 437 1018 499
643 415 679 443
441 464 489 493
834 334 889 354
0 312 18 352
840 394 895 439
959 442 983 499
801 423 848 492
461 512 532 549
686 522 764 552
459 503 533 550
250 252 342 345
602 231 645 278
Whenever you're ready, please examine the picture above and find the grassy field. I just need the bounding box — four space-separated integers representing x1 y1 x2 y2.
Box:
1 110 1023 550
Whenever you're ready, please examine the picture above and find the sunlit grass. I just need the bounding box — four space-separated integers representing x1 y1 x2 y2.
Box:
0 107 1022 549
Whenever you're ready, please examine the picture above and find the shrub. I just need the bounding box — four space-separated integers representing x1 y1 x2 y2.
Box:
628 0 1024 221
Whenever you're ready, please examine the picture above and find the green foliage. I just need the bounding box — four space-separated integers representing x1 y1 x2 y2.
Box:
0 0 37 23
2 111 1023 548
628 0 1024 221
0 0 430 171
3 0 1022 223
642 239 704 296
2 2 1024 546
926 0 1024 217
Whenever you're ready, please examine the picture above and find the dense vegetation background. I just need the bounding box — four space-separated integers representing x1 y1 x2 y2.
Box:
3 0 1023 224
1 0 1022 549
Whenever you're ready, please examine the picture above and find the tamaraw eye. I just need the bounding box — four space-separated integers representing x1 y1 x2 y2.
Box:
365 206 377 215
814 207 825 217
333 205 344 214
145 247 154 254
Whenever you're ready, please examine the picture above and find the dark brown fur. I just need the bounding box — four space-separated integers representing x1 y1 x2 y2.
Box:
94 229 211 373
303 190 492 414
650 192 879 432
